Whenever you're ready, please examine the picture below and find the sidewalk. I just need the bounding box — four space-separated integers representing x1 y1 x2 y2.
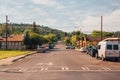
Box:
75 48 80 51
0 51 36 66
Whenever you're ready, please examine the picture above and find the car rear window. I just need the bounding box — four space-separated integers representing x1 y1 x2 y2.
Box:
107 45 112 50
113 45 119 50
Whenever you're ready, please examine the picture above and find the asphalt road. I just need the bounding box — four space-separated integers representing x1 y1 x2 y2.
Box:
0 42 120 80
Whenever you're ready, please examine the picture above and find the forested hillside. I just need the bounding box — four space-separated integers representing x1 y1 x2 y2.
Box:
0 23 65 40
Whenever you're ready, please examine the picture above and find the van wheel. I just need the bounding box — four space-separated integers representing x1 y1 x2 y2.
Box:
95 53 98 59
115 59 118 62
101 55 105 61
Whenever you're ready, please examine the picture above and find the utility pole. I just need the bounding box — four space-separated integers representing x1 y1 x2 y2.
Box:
101 16 103 41
5 15 8 50
33 21 36 33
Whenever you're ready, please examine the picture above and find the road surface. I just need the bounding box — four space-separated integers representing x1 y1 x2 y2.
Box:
0 43 120 80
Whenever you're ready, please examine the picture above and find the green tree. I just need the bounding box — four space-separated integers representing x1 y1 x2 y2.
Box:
44 33 57 43
23 31 32 49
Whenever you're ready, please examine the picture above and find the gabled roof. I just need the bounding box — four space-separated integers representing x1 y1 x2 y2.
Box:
1 35 24 42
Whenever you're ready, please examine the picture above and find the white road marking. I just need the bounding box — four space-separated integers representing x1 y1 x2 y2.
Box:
65 67 69 71
62 67 65 71
102 67 112 71
37 62 53 66
40 67 45 71
81 67 86 71
19 68 28 72
85 67 90 71
44 67 48 71
81 67 90 71
48 62 53 66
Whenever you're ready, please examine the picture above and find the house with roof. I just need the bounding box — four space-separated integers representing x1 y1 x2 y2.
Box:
76 36 118 48
0 35 25 50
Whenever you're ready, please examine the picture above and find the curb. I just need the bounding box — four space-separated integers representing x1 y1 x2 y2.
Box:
0 51 36 66
12 51 37 62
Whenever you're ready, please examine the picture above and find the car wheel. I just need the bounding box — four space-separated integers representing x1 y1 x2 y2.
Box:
95 53 98 59
114 59 118 62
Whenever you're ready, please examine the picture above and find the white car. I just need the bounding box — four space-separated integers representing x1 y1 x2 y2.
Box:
80 47 87 53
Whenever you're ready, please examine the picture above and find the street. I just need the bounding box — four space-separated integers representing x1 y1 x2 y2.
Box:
0 43 120 80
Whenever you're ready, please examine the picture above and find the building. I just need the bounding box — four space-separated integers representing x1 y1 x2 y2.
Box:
76 36 117 48
0 35 25 50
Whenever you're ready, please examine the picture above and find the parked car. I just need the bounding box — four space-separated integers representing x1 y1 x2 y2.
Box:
65 45 71 49
70 46 75 49
65 45 75 49
80 47 87 53
86 46 92 54
37 46 47 53
89 47 98 57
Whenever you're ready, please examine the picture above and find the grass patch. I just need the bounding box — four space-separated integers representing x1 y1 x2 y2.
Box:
0 50 31 59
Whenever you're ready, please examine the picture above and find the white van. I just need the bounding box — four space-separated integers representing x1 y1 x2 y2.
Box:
97 38 120 61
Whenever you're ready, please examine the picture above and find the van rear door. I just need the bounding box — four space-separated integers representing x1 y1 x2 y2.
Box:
106 44 119 57
113 44 119 57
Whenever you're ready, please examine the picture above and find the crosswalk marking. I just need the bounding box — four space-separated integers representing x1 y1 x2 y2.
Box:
61 66 69 71
65 67 69 71
44 67 48 71
81 67 90 71
19 68 28 72
40 67 45 71
101 67 112 71
62 66 64 71
5 66 120 73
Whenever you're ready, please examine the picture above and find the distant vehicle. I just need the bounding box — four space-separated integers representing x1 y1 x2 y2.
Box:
80 47 87 53
65 45 75 49
65 45 71 49
37 46 47 53
97 38 120 61
70 46 75 49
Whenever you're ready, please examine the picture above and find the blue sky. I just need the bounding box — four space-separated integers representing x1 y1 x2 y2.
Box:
0 0 120 33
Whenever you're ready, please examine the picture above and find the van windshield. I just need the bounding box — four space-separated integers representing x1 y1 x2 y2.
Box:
107 45 112 50
113 45 119 50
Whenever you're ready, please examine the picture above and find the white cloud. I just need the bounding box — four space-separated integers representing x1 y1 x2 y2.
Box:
43 18 57 26
81 9 120 32
31 0 57 6
31 0 65 10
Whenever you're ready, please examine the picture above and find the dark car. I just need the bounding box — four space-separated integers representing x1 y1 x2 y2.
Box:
89 47 98 57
